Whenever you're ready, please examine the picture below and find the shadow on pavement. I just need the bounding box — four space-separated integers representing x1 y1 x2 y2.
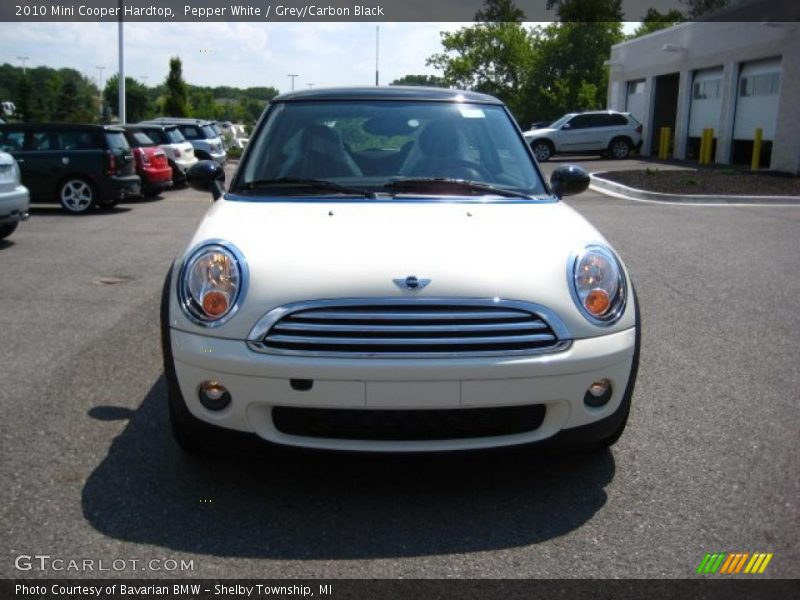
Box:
29 206 132 217
83 376 615 560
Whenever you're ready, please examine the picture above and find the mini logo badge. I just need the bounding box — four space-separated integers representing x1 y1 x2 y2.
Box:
393 276 431 290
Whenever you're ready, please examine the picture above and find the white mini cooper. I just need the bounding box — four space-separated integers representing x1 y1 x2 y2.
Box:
162 87 640 454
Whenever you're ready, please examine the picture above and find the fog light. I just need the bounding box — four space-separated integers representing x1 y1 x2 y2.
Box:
198 380 231 411
584 379 612 407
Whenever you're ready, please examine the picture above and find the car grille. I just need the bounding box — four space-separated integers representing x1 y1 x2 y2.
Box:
247 298 570 357
272 405 546 441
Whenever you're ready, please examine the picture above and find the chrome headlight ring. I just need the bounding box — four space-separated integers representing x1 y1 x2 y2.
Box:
568 244 627 326
178 239 248 327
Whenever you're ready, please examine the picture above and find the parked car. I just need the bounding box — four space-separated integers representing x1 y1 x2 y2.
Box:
162 86 640 454
132 123 197 186
524 110 643 161
0 123 140 214
0 151 29 239
123 127 173 197
146 118 227 165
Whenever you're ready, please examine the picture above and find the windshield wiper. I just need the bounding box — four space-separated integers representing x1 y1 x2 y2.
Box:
238 177 376 198
383 178 531 199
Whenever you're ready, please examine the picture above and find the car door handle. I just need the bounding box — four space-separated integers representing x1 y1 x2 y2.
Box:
15 158 24 163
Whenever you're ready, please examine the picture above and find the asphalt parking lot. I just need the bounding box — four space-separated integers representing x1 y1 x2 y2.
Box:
1 163 798 579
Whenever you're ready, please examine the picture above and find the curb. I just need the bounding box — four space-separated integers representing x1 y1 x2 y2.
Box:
590 173 800 206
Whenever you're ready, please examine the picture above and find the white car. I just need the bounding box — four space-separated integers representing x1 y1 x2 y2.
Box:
133 123 198 185
163 87 640 454
0 151 29 239
524 110 643 161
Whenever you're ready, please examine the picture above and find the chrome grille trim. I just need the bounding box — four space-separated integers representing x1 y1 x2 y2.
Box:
247 298 572 358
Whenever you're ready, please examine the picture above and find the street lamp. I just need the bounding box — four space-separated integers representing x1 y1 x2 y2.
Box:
17 56 29 74
287 74 298 91
95 65 106 88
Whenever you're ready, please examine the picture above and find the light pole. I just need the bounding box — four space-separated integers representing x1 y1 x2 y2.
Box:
375 25 379 86
118 0 125 124
17 56 29 74
287 74 298 91
95 65 106 88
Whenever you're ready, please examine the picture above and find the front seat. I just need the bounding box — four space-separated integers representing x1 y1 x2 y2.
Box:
279 124 362 179
400 119 475 179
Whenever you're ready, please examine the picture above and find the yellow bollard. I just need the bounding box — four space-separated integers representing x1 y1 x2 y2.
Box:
751 127 763 171
705 128 715 165
698 129 707 165
659 127 671 160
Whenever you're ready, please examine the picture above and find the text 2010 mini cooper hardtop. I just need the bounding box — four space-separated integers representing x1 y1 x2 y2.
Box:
162 87 640 453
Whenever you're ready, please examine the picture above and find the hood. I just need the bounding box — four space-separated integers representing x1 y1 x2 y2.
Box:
524 127 558 139
170 196 634 340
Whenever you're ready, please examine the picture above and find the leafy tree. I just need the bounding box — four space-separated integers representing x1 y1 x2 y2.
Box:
15 75 32 122
427 22 534 119
475 0 525 22
390 74 447 87
631 8 685 38
546 0 623 21
103 75 152 122
681 0 729 18
162 57 189 117
188 87 219 120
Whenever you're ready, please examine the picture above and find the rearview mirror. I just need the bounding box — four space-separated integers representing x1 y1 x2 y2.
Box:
550 164 590 198
187 160 225 200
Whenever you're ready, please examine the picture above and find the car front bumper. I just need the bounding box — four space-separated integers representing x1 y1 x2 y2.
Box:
0 185 30 223
170 326 637 452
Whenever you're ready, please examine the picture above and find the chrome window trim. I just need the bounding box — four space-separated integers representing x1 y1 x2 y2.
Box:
567 244 627 327
178 239 249 328
246 297 573 358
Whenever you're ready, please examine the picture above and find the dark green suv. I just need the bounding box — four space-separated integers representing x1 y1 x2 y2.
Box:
0 123 141 214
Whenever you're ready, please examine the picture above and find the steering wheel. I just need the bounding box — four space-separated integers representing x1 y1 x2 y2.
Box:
447 159 492 181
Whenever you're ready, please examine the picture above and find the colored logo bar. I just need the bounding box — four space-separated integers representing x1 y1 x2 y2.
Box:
696 552 773 574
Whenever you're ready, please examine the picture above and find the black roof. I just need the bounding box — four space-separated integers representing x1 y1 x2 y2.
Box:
274 86 504 105
0 122 125 132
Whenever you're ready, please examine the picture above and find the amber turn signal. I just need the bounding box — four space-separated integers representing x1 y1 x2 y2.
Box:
201 290 230 317
584 288 610 316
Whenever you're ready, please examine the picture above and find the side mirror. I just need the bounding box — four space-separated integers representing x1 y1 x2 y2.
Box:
561 122 571 129
550 164 590 198
187 160 225 200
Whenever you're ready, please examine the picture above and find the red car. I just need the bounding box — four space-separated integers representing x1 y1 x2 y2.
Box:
123 127 173 197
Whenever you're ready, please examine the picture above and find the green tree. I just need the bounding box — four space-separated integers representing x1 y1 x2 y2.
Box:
475 0 525 22
546 0 623 21
631 8 685 38
390 74 447 87
54 70 98 122
103 75 153 122
681 0 729 18
188 87 219 119
162 57 189 117
427 22 534 119
15 75 32 122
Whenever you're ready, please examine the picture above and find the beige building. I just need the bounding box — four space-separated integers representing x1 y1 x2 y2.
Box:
606 20 799 173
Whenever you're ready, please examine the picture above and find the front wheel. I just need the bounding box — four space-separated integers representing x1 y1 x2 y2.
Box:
59 177 96 214
608 138 632 160
0 221 18 240
531 140 553 162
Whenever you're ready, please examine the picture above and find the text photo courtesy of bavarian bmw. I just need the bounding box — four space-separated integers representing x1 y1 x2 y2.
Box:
162 87 640 454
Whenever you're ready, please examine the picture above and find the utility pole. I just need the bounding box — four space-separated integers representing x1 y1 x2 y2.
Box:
287 74 298 91
17 56 29 74
375 25 379 86
118 0 126 124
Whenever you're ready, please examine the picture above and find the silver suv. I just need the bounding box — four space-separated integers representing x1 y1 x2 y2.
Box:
523 110 642 161
146 118 226 165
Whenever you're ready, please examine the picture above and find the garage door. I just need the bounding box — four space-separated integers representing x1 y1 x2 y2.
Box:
733 58 781 141
688 67 723 138
625 79 646 124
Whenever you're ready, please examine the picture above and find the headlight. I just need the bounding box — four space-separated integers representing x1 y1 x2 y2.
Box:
179 242 247 326
569 245 626 325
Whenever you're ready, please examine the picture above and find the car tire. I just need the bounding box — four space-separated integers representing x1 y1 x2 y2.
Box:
58 177 96 214
608 137 632 160
531 140 553 162
0 221 18 240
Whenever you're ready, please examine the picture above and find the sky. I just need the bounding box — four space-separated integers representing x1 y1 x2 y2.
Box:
0 21 638 93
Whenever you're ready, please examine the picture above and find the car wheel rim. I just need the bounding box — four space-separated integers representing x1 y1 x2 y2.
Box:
61 180 93 212
534 144 550 161
613 142 628 158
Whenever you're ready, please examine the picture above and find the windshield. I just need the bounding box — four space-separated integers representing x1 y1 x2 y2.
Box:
105 131 130 151
549 114 574 129
237 100 546 199
129 131 155 147
165 128 185 143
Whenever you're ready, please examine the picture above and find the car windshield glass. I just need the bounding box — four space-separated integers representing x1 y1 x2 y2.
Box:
166 128 185 143
238 100 546 199
202 125 217 138
130 131 155 146
549 114 573 129
105 131 130 151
